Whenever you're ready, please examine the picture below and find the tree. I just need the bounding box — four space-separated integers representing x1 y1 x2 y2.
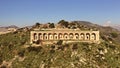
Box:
27 46 42 52
72 43 78 50
51 45 55 49
18 50 25 57
35 22 40 26
49 23 55 28
35 22 40 28
58 20 69 28
110 32 118 38
57 40 63 46
36 40 41 44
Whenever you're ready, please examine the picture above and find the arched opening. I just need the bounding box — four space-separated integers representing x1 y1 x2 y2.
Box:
69 33 74 39
64 33 69 40
33 33 37 40
43 33 47 40
58 33 63 39
75 33 79 40
38 33 42 40
91 33 96 40
80 33 85 40
53 33 58 40
86 33 90 40
48 33 53 40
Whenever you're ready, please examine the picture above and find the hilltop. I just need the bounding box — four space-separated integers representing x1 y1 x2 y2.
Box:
0 20 120 68
0 25 19 35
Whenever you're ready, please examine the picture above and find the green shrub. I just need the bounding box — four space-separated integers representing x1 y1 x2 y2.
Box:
72 43 78 50
50 50 55 53
18 50 25 57
110 32 118 38
49 23 55 28
58 20 69 28
0 65 6 68
51 45 55 49
27 46 42 52
109 44 116 50
101 35 108 41
57 40 63 45
0 56 3 65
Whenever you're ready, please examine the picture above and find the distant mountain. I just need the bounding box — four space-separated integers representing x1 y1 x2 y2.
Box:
0 25 19 28
103 23 120 31
6 25 19 29
110 24 120 31
0 27 8 32
0 25 19 32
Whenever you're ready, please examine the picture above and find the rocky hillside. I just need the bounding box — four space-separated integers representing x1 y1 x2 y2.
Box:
110 24 120 31
0 25 19 31
0 20 120 68
0 25 19 35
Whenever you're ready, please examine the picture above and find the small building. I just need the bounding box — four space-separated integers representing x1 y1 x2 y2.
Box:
30 28 100 44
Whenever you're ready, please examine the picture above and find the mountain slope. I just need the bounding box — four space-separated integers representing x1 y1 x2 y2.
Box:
0 21 120 68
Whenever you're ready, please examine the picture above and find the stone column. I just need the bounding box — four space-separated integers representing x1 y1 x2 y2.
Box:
30 31 33 44
43 33 45 40
36 33 39 41
52 34 54 40
90 33 92 41
46 33 48 40
73 33 76 40
79 34 81 40
56 34 58 40
67 33 69 40
40 33 43 40
96 31 99 41
50 34 53 40
48 33 50 40
84 33 86 41
34 33 37 41
61 33 64 40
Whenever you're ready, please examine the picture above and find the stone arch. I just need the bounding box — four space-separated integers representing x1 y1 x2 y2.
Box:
69 33 74 39
48 33 53 40
75 33 79 39
33 33 37 40
58 33 63 39
64 33 69 39
86 33 90 40
43 33 48 40
53 33 58 40
80 33 85 40
38 33 42 40
91 33 96 40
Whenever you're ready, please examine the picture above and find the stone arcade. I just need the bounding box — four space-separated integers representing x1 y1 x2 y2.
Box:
30 28 99 44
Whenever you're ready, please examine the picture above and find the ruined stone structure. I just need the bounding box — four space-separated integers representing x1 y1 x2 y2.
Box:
30 28 99 44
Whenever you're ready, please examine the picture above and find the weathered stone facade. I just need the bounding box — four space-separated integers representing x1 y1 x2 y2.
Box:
30 28 100 44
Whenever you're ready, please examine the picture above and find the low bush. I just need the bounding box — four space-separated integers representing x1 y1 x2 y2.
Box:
110 32 118 38
72 43 78 50
18 50 25 57
27 46 43 52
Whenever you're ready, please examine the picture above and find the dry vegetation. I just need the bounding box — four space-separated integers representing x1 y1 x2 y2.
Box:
0 20 120 68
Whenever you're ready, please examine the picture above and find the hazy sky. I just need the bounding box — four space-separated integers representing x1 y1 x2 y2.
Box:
0 0 120 27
